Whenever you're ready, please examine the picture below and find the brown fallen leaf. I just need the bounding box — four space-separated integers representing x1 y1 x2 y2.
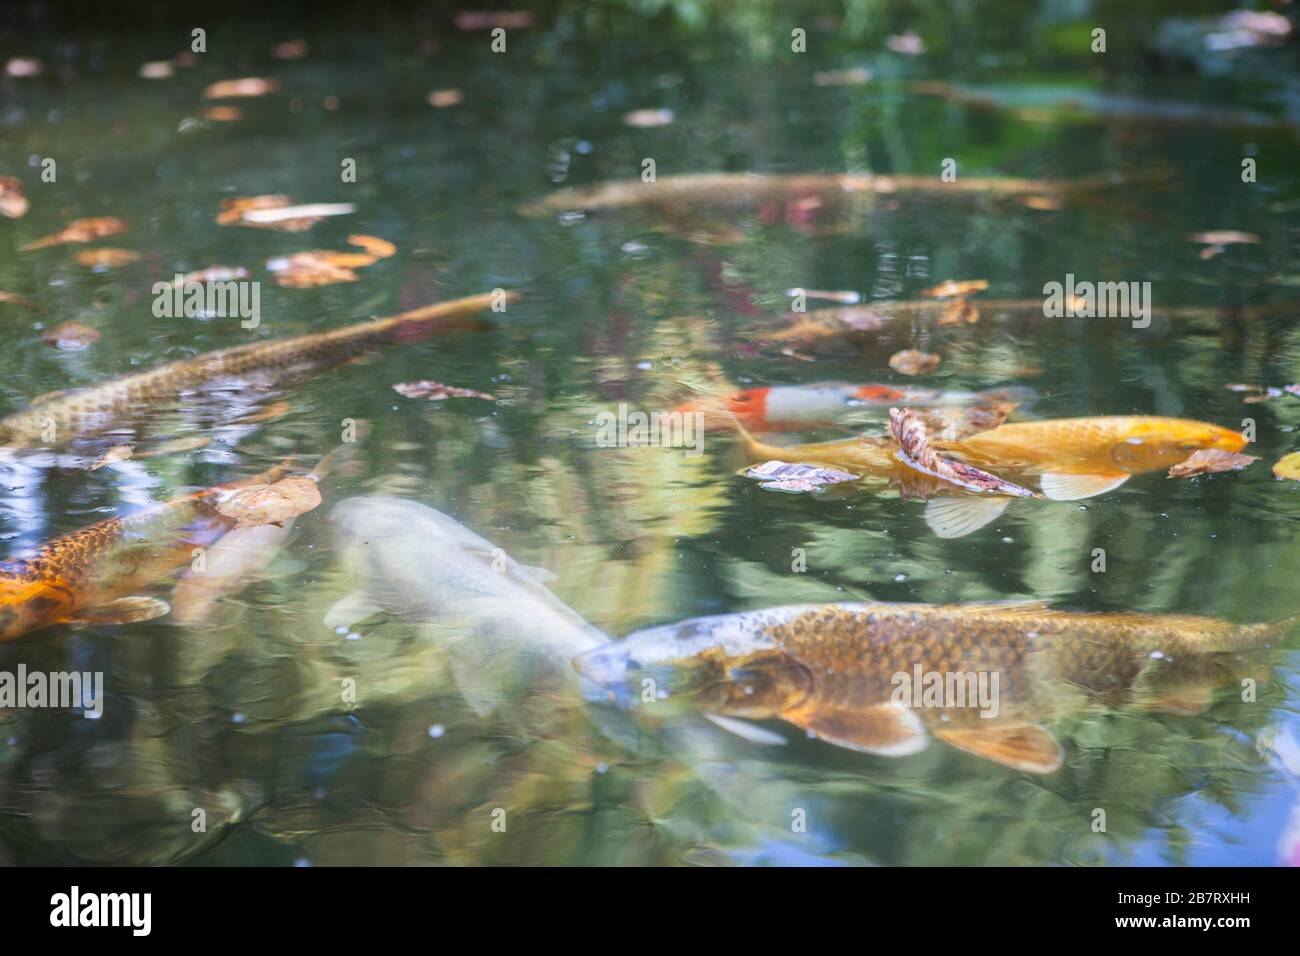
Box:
172 265 250 286
90 445 134 470
920 278 989 299
1167 448 1259 478
916 403 1018 441
0 176 29 219
812 67 872 87
887 32 924 55
346 234 396 258
744 460 860 494
937 298 979 326
1188 231 1260 245
889 407 1037 498
0 290 43 312
623 108 675 128
454 10 533 30
21 217 128 250
42 321 102 350
216 195 354 231
203 77 280 99
202 105 243 122
889 350 942 376
392 381 495 401
73 248 141 269
217 476 322 528
1022 194 1064 211
266 235 395 287
427 88 464 108
271 39 310 60
1273 452 1300 481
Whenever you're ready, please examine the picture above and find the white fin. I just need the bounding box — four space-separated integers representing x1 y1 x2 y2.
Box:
515 563 558 585
449 655 503 718
924 496 1011 538
70 596 170 626
323 590 384 631
1039 471 1129 501
705 713 789 746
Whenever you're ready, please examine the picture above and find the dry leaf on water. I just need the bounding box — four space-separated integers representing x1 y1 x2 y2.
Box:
937 298 979 326
0 177 29 219
74 248 141 269
920 278 988 299
90 445 134 470
138 60 174 79
887 32 924 55
42 322 102 350
1188 231 1260 246
889 350 942 376
202 77 280 99
623 109 674 128
1225 383 1300 403
1273 453 1300 481
271 39 309 60
455 11 533 30
812 67 871 87
21 217 128 250
392 381 495 401
0 291 43 312
427 88 464 108
1167 448 1259 478
217 476 322 528
172 266 249 286
267 235 395 287
5 57 42 78
202 106 243 122
785 288 861 304
217 195 355 231
890 407 1037 498
744 460 860 494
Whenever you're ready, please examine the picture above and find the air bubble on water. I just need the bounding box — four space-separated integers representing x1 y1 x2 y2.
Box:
428 724 446 738
231 712 246 725
575 140 593 155
334 626 348 635
1150 650 1165 659
595 762 609 774
894 573 907 582
346 631 361 641
1078 505 1087 511
293 858 312 868
1001 537 1014 544
635 360 653 370
6 737 16 747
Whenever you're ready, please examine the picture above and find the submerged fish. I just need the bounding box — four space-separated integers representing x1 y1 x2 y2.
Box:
677 382 1031 432
0 292 510 448
329 496 608 715
727 413 1245 536
575 602 1295 773
0 461 291 641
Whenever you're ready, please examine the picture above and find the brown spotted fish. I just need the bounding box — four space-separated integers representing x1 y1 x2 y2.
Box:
574 602 1295 773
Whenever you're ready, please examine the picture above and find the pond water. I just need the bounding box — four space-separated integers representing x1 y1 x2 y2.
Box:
1 4 1299 866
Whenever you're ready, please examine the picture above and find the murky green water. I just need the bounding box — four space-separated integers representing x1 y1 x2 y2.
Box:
2 4 1300 866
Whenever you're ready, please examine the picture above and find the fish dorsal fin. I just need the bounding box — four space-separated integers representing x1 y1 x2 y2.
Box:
1039 470 1129 501
705 713 788 746
786 701 928 757
923 496 1012 538
947 600 1057 617
932 722 1064 773
69 596 170 627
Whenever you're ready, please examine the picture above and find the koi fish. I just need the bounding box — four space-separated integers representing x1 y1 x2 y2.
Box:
0 292 512 448
574 602 1295 773
0 461 292 641
676 382 1032 432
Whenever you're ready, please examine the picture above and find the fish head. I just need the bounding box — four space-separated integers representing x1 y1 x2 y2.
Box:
573 611 813 718
674 389 767 430
0 568 75 641
1111 418 1246 470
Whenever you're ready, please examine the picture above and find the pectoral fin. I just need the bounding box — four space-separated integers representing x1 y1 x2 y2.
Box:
932 722 1064 773
1039 471 1129 501
69 596 171 627
786 702 928 757
924 496 1012 538
705 713 788 746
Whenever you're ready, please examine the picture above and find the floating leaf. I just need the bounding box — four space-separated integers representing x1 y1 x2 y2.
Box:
21 217 128 250
937 298 980 326
886 32 924 55
889 350 942 376
392 380 495 401
0 176 29 219
920 278 988 298
73 248 140 269
890 407 1037 498
1187 231 1260 245
1022 194 1064 211
217 476 322 528
270 39 309 60
1273 452 1300 481
217 195 354 232
623 108 675 128
4 57 42 78
0 290 42 312
90 445 134 470
172 265 249 286
1167 448 1259 478
454 10 533 30
42 321 102 350
202 77 280 99
346 234 396 258
267 235 394 287
202 105 243 122
744 460 859 494
427 88 464 108
785 288 861 304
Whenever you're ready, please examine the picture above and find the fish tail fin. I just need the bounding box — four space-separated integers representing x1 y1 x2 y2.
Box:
704 401 778 459
308 429 370 483
380 291 517 343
